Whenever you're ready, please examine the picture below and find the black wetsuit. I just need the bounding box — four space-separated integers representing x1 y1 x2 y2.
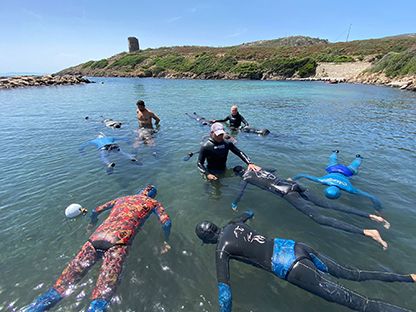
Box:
216 113 248 129
197 138 251 175
216 212 413 312
233 169 376 236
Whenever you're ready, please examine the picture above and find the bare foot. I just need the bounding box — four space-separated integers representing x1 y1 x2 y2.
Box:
161 242 171 255
369 214 391 229
411 274 416 282
363 229 388 250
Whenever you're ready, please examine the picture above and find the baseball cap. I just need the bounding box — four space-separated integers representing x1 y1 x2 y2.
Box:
211 122 225 136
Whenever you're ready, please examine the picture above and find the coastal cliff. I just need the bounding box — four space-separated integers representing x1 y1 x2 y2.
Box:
56 35 415 91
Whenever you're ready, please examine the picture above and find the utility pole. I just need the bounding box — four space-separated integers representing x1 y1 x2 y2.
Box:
346 24 352 42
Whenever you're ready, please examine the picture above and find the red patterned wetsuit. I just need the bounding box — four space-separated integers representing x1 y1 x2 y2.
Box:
53 187 171 303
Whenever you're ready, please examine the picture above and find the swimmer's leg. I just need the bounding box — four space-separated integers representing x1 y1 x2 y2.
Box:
99 149 113 167
296 243 413 283
302 190 369 218
302 190 390 228
348 155 363 175
54 241 98 295
327 151 339 167
26 241 98 311
118 148 142 165
89 245 129 311
284 192 388 249
286 258 411 312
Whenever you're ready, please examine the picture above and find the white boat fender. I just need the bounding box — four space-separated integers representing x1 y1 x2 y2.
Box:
65 203 88 218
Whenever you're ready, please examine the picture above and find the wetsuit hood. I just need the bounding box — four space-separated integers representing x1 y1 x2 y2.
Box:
138 184 157 198
195 221 220 244
233 165 245 176
325 186 341 199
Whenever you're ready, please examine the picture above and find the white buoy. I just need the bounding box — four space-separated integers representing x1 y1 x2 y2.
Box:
65 203 87 218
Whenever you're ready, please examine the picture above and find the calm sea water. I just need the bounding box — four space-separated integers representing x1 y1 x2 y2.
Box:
0 78 415 312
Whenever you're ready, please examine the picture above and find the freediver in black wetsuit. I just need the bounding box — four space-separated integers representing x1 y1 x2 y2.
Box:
212 105 249 129
232 166 390 249
197 123 261 181
195 211 416 312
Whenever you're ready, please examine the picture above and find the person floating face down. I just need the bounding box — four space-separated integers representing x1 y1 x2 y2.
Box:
25 185 172 312
195 211 416 312
79 133 140 173
293 150 382 210
197 123 261 181
136 100 160 130
232 166 390 249
211 105 249 130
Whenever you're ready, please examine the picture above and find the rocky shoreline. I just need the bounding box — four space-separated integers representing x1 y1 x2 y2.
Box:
0 75 92 90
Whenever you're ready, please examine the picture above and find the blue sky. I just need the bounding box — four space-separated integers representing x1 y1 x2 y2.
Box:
1 0 415 73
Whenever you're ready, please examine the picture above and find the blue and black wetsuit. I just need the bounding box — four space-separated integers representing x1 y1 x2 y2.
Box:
216 212 413 312
232 168 377 236
294 151 382 210
79 135 138 172
216 113 248 129
197 138 251 175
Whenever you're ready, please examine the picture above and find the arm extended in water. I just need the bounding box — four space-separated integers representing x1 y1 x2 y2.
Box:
353 188 382 211
292 173 322 183
231 181 249 210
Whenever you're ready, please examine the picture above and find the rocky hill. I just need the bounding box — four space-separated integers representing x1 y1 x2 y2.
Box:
58 35 416 90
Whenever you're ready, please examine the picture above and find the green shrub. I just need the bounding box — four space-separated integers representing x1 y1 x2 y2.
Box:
81 61 95 69
154 55 192 71
368 49 416 77
110 54 147 68
315 54 355 62
190 53 219 74
232 62 262 79
217 55 238 72
91 59 108 69
261 57 317 77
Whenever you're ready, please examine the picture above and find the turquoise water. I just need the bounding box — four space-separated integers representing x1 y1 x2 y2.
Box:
0 78 415 311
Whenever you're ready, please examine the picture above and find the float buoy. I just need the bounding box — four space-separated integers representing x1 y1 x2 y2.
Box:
65 203 88 218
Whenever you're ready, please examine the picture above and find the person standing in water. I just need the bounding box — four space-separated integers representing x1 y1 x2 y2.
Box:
212 105 249 130
136 100 160 129
195 211 416 312
25 185 171 312
197 123 261 181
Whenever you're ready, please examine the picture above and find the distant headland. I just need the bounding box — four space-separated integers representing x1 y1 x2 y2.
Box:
59 34 416 91
2 35 415 91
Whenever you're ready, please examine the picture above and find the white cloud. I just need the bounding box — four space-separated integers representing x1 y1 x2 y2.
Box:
166 16 182 23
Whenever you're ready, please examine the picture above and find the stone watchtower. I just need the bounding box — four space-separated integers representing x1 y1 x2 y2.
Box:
128 37 140 53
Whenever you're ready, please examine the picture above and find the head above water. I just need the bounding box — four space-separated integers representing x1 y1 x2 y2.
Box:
136 100 145 111
138 184 157 198
210 122 226 142
325 186 341 199
231 105 238 115
233 165 245 176
195 221 220 244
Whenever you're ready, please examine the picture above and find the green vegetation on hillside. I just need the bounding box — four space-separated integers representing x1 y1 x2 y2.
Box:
58 35 416 79
367 48 416 77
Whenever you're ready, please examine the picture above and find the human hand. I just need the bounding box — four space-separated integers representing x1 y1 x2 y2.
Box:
86 223 95 233
247 163 261 172
207 174 218 181
245 209 254 218
161 241 171 254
